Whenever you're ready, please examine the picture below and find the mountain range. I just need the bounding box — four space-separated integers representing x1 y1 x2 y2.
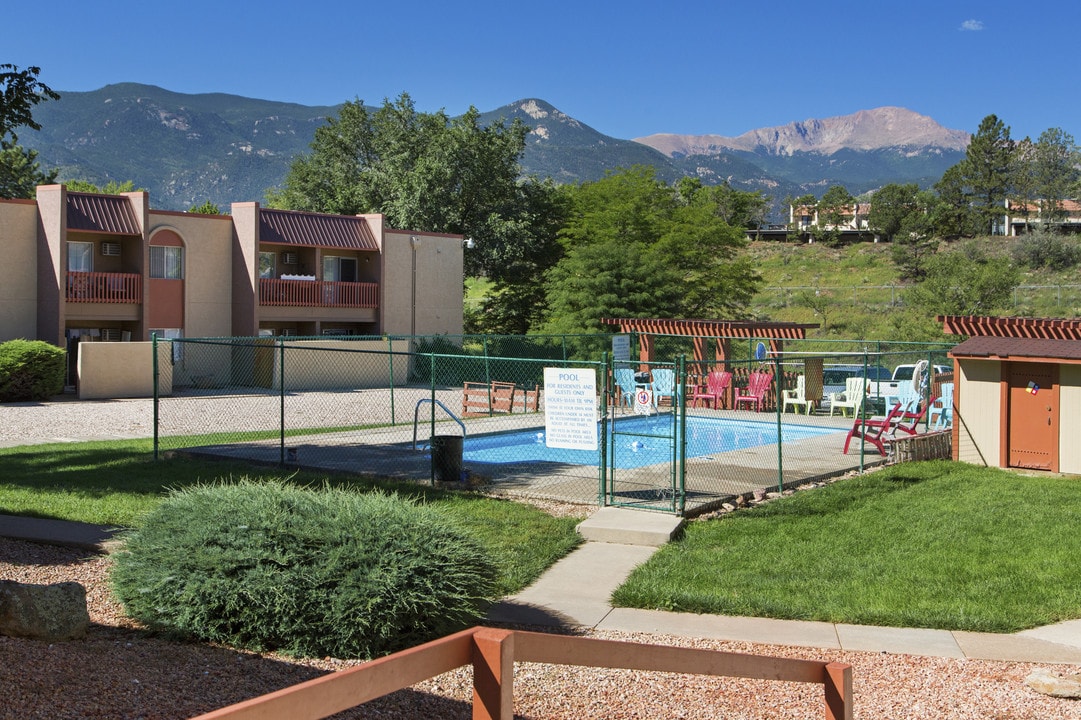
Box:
20 83 970 215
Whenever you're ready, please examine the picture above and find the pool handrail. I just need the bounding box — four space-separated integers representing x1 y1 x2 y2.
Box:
412 398 467 450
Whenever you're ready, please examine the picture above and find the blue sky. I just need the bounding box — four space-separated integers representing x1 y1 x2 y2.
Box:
9 0 1080 143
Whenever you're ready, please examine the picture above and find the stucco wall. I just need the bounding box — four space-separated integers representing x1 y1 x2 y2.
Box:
77 341 173 399
149 212 235 338
955 359 1001 467
1060 364 1081 474
381 231 464 337
0 200 42 342
270 339 410 391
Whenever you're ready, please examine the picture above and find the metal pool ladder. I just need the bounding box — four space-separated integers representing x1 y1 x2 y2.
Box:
412 398 467 450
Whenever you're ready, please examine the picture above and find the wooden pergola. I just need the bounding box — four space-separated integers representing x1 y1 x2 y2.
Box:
602 317 821 366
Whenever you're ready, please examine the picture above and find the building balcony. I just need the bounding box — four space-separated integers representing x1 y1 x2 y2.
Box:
66 271 142 303
259 278 379 308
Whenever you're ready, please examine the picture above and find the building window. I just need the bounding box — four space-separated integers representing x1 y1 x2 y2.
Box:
259 252 276 279
150 246 183 279
67 242 93 272
322 256 357 282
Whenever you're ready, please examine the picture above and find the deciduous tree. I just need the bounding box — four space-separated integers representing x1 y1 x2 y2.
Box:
540 167 759 335
0 64 59 199
269 93 548 279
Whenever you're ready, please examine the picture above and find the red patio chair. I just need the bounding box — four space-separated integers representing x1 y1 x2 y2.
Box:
734 371 773 412
842 401 909 456
691 370 732 408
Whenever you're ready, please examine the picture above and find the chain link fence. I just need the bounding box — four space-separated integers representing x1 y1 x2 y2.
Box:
153 334 955 516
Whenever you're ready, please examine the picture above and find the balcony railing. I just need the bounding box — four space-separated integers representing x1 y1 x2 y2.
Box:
259 278 378 308
66 271 142 303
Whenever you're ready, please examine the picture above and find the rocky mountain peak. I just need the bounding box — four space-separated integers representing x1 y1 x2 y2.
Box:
635 107 971 157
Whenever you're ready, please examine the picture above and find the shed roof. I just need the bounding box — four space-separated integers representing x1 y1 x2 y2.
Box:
259 208 379 250
66 192 141 235
950 336 1081 364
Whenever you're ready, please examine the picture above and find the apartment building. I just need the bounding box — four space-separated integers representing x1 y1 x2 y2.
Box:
0 185 466 380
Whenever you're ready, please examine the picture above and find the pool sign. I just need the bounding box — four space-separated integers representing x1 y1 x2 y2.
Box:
634 386 654 415
611 334 630 362
543 368 598 450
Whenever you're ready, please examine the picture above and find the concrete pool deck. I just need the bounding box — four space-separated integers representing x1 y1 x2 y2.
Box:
181 406 891 516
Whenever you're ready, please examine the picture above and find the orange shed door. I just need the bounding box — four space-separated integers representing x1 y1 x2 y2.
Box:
1006 362 1058 472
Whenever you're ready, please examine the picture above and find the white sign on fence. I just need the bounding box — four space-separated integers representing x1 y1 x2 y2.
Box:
543 367 598 450
611 334 630 363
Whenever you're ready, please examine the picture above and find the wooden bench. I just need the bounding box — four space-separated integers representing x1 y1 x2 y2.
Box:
462 381 516 416
462 381 541 416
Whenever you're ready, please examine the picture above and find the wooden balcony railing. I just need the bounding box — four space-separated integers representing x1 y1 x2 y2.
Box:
190 626 853 720
65 271 142 303
259 278 378 308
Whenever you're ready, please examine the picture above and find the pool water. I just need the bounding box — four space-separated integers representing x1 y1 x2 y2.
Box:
461 415 841 470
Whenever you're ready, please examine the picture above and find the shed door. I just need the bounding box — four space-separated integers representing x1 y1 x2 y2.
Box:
1006 362 1058 472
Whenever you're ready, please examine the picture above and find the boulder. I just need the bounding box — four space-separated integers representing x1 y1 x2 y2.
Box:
1025 669 1081 698
0 580 90 641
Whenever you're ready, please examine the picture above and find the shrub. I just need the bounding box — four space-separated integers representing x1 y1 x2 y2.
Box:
1011 229 1081 271
110 481 498 659
0 339 65 402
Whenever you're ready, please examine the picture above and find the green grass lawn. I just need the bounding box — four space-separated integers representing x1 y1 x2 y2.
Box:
0 439 583 596
612 460 1081 633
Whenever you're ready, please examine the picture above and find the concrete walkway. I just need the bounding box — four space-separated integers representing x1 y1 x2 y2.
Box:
6 508 1081 664
488 507 1081 664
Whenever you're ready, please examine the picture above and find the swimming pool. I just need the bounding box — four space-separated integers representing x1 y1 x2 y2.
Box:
461 415 841 470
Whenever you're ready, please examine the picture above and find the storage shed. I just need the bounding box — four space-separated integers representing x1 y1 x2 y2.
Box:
941 315 1081 474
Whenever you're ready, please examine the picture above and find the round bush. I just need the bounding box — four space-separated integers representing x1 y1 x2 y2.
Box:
0 339 65 402
110 481 498 659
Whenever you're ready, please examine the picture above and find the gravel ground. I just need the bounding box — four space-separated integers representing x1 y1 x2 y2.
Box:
3 536 1080 720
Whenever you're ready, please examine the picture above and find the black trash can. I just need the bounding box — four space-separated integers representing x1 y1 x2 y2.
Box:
431 435 464 483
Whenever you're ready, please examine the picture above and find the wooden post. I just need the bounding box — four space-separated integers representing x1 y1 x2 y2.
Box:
823 662 853 720
472 628 514 720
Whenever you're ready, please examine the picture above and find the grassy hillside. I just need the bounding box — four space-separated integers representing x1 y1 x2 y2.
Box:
748 236 1081 341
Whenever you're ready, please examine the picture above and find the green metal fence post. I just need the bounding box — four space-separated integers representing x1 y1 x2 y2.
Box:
430 352 437 486
599 353 609 507
387 336 396 425
678 354 687 515
279 338 286 466
774 350 783 493
152 332 159 460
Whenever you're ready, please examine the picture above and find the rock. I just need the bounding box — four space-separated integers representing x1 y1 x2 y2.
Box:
752 490 767 502
721 503 736 512
1025 669 1081 698
0 580 90 641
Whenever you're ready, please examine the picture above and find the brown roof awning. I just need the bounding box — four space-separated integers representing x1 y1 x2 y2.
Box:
950 336 1081 363
259 208 379 250
66 193 141 235
602 318 818 339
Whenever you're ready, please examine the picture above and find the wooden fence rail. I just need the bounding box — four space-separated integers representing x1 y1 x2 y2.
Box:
190 626 853 720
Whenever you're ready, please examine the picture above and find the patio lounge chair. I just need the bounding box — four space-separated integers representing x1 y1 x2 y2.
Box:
734 371 772 412
828 377 865 417
893 397 935 436
691 370 731 408
930 383 954 430
842 401 909 456
651 368 678 407
614 368 637 408
782 374 815 414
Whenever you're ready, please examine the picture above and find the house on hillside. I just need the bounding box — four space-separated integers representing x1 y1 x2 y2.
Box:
1003 199 1081 236
942 315 1081 475
788 203 874 242
0 184 466 386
